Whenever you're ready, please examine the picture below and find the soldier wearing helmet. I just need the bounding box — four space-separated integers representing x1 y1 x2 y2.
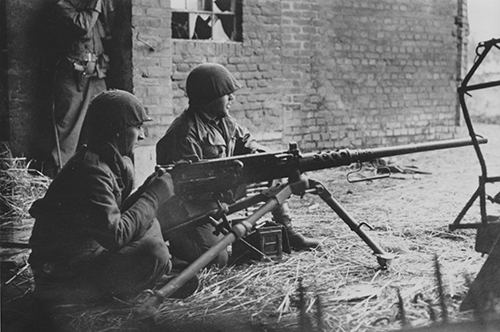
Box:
156 63 320 267
29 90 176 304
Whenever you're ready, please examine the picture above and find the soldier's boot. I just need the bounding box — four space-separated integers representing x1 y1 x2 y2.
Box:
277 217 320 251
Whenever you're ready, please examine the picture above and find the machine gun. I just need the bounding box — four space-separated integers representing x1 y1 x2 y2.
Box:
139 136 487 311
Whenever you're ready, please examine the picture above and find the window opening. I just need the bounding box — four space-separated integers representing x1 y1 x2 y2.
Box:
171 0 242 41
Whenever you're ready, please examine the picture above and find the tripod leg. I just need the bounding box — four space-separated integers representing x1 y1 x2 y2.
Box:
449 186 481 231
308 179 393 269
137 184 293 313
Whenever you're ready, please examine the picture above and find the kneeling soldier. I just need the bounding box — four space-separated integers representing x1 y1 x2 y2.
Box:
29 90 175 304
156 63 320 267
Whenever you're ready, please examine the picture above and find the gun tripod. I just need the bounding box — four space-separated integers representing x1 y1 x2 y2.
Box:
138 176 393 311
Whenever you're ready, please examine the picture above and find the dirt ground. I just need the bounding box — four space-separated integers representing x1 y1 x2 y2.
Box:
2 122 500 332
283 122 500 329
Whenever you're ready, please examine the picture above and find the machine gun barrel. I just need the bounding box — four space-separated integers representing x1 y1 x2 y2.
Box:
299 136 488 172
163 137 487 198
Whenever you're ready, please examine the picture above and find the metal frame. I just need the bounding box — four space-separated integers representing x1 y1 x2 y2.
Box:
449 38 500 231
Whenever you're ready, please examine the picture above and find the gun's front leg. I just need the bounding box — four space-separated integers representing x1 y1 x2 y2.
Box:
307 179 394 269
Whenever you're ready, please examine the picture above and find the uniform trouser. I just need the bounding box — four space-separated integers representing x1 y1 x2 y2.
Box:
33 220 171 304
48 62 106 172
167 221 228 267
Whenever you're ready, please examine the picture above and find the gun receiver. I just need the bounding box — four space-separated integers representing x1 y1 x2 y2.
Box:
159 136 487 199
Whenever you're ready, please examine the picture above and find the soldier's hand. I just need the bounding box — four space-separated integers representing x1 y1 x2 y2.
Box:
146 173 175 205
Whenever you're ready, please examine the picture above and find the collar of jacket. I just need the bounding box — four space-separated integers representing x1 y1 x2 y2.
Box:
187 106 238 137
188 105 220 124
86 143 134 199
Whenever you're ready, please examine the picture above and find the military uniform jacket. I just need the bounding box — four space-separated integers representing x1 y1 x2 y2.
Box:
29 143 159 276
156 106 264 164
155 107 265 233
55 0 114 77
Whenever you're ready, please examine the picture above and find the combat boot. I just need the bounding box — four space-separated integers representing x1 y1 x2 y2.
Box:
278 217 320 251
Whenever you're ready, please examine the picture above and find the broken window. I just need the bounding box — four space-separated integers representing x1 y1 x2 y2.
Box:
171 0 242 41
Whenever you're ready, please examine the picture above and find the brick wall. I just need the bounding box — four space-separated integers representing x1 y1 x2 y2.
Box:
302 0 463 149
284 0 466 149
130 0 173 180
280 0 322 150
131 0 172 146
163 0 467 152
3 0 467 167
168 1 285 147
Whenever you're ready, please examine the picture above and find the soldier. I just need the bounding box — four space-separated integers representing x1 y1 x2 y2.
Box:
45 0 114 177
29 90 175 304
156 63 320 267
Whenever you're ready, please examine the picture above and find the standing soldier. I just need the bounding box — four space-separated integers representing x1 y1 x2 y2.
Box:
46 0 114 177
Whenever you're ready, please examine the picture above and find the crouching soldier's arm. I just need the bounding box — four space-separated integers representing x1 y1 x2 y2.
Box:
83 165 174 251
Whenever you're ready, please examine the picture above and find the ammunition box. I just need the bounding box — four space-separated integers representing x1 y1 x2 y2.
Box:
231 224 285 264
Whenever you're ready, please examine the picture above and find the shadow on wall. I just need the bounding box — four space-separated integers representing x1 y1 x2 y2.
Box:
106 0 132 91
32 1 62 161
1 0 8 142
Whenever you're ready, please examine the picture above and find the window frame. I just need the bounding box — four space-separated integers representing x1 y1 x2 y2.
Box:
171 0 242 42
